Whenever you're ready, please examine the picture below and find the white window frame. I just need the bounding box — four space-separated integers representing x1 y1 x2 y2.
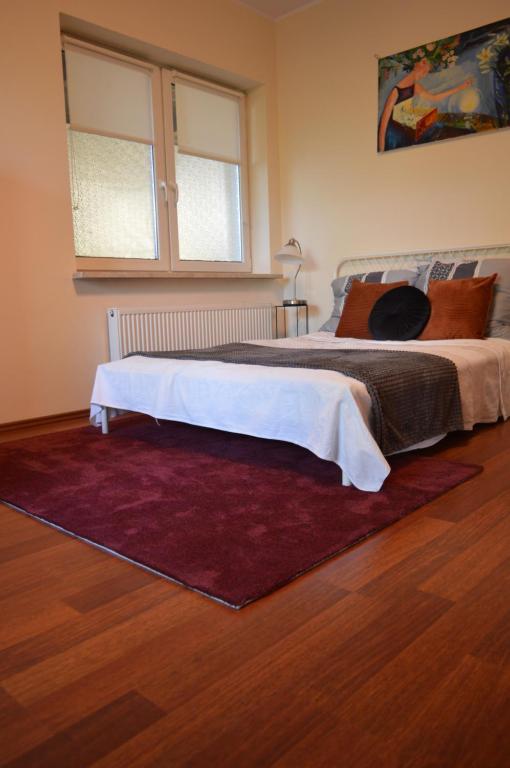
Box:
162 70 251 273
63 36 251 275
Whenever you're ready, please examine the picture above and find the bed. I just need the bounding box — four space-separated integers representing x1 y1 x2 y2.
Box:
90 245 510 492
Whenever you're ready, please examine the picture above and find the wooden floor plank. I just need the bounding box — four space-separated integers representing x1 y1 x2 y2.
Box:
357 488 510 602
25 578 348 734
171 594 451 768
418 448 510 522
0 530 68 565
1 592 208 706
315 513 453 592
471 609 510 668
420 495 510 601
3 692 165 768
393 655 510 768
0 533 127 602
0 686 53 765
63 568 157 614
0 581 175 680
94 592 450 768
321 557 510 748
271 717 398 768
0 595 79 652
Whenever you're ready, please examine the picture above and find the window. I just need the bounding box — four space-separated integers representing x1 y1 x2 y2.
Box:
63 37 250 273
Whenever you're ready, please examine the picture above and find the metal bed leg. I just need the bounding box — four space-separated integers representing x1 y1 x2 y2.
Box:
341 470 352 487
101 406 109 435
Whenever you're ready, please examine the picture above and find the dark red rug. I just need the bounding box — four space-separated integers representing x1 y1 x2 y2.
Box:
0 421 481 608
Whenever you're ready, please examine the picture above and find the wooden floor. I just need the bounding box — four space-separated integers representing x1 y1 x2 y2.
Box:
1 418 510 767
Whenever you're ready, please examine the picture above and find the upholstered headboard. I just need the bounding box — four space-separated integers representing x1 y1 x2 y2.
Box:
336 243 510 277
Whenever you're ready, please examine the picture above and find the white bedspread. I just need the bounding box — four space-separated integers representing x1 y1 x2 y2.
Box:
90 333 510 492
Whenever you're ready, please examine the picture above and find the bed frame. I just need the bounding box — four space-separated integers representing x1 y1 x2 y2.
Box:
98 242 510 487
336 241 510 277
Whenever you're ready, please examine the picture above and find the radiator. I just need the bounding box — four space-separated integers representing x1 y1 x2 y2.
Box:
107 305 274 361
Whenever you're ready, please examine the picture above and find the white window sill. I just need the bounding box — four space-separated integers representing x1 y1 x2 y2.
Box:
73 270 282 280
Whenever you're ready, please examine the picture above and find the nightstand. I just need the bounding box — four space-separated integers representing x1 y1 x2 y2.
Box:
275 302 309 338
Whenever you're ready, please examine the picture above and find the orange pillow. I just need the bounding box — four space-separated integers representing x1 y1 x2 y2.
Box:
335 280 408 339
419 274 497 340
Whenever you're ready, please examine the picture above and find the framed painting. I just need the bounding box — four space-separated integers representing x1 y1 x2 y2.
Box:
378 17 510 152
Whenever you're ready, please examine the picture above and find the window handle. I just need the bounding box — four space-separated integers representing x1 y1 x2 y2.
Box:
168 181 179 205
159 180 168 203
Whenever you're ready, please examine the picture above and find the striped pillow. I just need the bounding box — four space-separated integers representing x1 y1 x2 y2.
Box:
414 260 479 292
320 268 421 332
416 259 510 340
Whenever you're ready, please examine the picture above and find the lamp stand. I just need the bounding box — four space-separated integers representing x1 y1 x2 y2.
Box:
282 261 307 306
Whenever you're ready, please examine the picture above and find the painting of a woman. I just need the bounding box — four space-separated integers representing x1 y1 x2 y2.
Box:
378 57 473 152
378 19 510 152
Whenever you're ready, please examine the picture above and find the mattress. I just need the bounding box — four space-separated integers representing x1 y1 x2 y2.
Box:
90 333 510 492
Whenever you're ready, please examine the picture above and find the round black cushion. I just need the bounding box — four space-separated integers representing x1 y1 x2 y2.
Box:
369 285 431 341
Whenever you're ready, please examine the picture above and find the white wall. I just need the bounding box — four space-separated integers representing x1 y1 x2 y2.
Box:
276 0 510 329
0 0 282 423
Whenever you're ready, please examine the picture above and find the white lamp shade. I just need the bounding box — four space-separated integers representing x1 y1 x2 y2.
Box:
274 242 304 264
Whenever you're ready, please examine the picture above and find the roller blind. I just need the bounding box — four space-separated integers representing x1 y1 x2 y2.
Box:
174 80 240 162
65 45 154 142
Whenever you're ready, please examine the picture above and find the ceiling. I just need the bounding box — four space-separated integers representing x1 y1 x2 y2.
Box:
237 0 320 20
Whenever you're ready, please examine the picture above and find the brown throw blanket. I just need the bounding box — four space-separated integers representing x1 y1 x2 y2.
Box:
133 344 463 455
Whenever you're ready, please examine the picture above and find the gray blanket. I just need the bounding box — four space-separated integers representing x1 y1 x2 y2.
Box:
134 344 463 455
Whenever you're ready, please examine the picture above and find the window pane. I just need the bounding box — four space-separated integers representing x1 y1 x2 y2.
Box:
68 130 158 259
175 152 242 262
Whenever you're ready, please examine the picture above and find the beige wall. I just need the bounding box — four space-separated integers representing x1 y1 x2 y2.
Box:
4 0 510 423
0 0 282 423
276 0 510 329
